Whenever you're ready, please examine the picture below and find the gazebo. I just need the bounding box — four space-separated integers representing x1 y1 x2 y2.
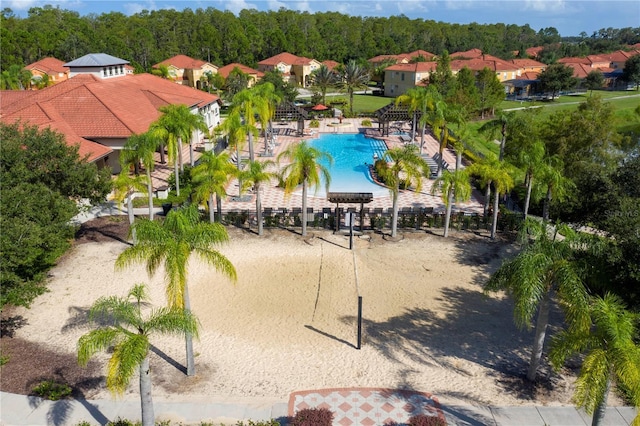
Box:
374 103 420 136
274 101 309 136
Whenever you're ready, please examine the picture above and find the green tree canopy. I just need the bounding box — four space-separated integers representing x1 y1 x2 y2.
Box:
0 122 112 309
622 54 640 90
538 63 578 99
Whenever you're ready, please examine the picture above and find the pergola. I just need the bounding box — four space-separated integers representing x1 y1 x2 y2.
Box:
374 103 421 136
327 192 374 232
273 101 309 136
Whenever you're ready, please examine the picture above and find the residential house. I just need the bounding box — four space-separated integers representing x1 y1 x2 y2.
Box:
601 49 640 70
450 58 520 82
321 60 340 72
1 53 221 175
257 52 322 87
558 55 610 69
217 63 264 87
383 62 437 97
24 57 70 87
509 58 546 74
153 54 219 89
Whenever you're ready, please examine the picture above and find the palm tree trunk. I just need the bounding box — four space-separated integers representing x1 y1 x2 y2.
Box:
174 160 180 197
184 283 196 376
301 181 308 236
208 194 215 223
483 183 491 219
419 122 426 155
146 170 154 221
256 184 263 236
139 355 155 426
443 188 453 238
527 291 551 381
248 133 255 161
189 139 195 167
178 137 184 173
543 186 552 222
591 375 611 426
216 194 222 223
159 144 166 164
127 195 137 244
490 186 499 240
411 112 417 140
391 183 399 238
523 174 533 221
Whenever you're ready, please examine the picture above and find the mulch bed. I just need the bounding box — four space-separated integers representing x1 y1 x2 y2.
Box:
0 217 131 398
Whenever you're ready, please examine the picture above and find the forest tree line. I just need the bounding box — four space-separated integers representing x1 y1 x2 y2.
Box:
2 5 640 73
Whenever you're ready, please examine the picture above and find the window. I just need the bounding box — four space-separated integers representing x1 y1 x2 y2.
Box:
401 73 405 81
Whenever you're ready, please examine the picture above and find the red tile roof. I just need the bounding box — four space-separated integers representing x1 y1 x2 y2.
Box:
526 46 545 58
322 60 340 71
450 48 484 59
385 62 438 72
153 54 212 69
24 57 69 74
1 73 219 162
258 52 302 66
510 58 546 68
600 49 640 63
450 58 519 72
368 54 403 63
217 63 264 78
402 50 436 61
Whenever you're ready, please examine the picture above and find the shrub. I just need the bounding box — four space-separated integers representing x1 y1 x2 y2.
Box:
32 379 72 401
291 407 333 426
235 420 281 426
361 119 372 127
408 414 447 426
309 119 320 128
106 418 138 426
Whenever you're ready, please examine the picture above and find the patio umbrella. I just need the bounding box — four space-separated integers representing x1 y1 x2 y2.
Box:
311 104 329 111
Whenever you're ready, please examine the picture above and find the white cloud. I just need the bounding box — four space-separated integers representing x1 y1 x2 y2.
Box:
397 0 429 15
224 0 258 14
523 0 566 12
267 0 288 10
7 0 41 10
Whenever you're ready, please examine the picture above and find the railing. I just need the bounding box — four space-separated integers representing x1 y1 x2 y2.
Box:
219 208 524 234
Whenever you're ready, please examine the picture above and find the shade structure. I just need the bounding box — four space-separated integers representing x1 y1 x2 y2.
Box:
311 104 329 111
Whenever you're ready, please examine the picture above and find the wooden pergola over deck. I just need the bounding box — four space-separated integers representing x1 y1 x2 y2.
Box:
374 103 420 136
274 101 309 136
327 192 374 232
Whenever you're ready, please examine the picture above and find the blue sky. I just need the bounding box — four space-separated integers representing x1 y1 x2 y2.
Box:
6 0 640 37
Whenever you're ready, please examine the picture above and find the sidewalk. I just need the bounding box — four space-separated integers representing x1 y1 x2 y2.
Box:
1 390 636 425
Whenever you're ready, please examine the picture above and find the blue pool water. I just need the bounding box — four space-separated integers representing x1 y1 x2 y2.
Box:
308 133 389 197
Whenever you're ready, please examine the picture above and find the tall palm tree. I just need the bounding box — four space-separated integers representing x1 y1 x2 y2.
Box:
426 100 464 176
550 293 640 426
310 64 336 107
115 205 237 376
379 144 428 238
277 141 332 237
488 161 515 240
467 155 500 219
121 132 160 220
485 220 590 382
516 140 546 221
191 151 237 223
151 104 208 196
78 284 199 426
232 88 261 160
395 87 427 145
431 132 471 238
113 171 147 244
241 160 276 236
538 155 574 222
431 169 472 237
253 83 281 156
337 60 370 116
219 109 254 197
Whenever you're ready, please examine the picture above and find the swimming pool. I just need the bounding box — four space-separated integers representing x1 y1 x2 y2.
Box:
308 133 389 197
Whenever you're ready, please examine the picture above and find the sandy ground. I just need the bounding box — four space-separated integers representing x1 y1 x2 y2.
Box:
8 226 590 407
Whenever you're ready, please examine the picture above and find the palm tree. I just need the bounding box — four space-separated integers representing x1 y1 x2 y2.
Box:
550 293 640 426
219 109 254 197
378 144 428 238
395 87 428 145
517 140 546 221
121 132 160 220
426 100 464 176
337 60 370 116
538 155 574 222
241 160 277 236
485 220 590 382
232 88 261 160
151 104 208 196
431 132 471 238
115 205 237 376
191 151 237 223
467 155 500 219
431 169 472 237
78 283 199 426
253 83 281 156
278 141 332 237
113 171 147 244
488 161 515 240
310 64 336 107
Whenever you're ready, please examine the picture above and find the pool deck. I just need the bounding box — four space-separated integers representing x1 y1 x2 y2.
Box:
148 118 481 215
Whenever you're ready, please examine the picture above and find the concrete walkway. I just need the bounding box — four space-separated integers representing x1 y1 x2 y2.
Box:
1 390 636 425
